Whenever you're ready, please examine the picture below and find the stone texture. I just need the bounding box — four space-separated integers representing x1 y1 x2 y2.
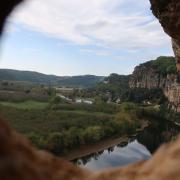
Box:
129 63 180 111
164 75 180 112
130 0 180 111
0 0 180 180
0 0 23 35
150 0 180 72
0 117 89 180
0 117 180 180
129 65 167 89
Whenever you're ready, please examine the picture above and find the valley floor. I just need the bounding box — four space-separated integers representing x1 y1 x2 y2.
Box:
62 121 149 161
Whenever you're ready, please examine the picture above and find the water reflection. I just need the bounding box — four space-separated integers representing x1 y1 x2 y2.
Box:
73 140 151 171
72 121 179 171
137 122 179 153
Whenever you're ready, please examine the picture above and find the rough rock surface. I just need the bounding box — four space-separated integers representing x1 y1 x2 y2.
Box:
164 75 180 111
150 0 180 72
0 0 23 35
0 0 180 180
130 0 180 112
0 116 180 180
129 63 180 111
150 0 180 111
129 65 167 89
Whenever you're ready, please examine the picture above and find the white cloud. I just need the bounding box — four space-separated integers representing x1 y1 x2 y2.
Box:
80 49 111 56
9 0 171 50
3 22 20 34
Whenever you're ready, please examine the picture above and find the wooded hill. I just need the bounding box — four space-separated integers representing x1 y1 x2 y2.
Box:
0 69 104 88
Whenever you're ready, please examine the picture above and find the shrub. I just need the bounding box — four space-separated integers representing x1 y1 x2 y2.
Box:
27 132 46 149
47 132 65 154
83 126 104 144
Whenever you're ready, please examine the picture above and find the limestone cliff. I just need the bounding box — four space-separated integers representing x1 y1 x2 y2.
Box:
149 0 180 111
130 56 180 111
130 65 166 89
130 56 176 88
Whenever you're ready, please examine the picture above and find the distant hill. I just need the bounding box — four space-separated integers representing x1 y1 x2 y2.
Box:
94 73 130 98
57 75 105 88
104 73 130 88
0 69 105 88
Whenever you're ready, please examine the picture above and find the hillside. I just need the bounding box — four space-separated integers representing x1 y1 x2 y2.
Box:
57 75 105 88
91 57 177 104
129 56 176 89
129 56 180 111
103 73 130 88
0 69 104 88
79 73 131 103
95 73 130 95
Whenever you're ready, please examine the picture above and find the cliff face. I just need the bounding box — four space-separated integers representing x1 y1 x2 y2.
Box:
164 77 180 112
130 56 180 111
129 66 166 89
149 0 180 111
130 56 176 89
150 0 180 72
0 0 180 180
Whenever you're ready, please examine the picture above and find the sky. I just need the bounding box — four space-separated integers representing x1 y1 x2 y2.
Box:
0 0 174 76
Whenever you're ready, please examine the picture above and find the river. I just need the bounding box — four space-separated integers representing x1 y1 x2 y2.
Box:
72 121 179 171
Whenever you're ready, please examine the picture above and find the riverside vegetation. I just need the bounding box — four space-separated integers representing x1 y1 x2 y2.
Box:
0 101 142 155
0 56 179 156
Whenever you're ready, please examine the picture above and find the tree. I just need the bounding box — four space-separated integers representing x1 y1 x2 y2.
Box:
166 65 177 74
47 132 64 154
83 126 104 143
27 132 45 149
51 96 63 104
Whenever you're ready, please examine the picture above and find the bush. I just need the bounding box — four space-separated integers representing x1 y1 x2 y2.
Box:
50 96 64 104
114 111 140 134
27 132 46 149
166 65 177 74
47 132 65 154
121 102 137 112
83 126 104 144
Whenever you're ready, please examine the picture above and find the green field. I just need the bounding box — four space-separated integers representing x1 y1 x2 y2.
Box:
0 105 116 135
0 100 49 110
0 102 141 154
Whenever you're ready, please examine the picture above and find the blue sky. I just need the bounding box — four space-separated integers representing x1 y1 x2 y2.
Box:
0 0 173 76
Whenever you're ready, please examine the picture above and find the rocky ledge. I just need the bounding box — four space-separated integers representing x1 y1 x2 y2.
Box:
0 116 179 180
0 0 179 180
150 0 180 72
129 56 180 111
149 0 180 111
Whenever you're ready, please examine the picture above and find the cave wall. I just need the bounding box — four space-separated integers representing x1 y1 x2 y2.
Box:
0 0 23 35
130 0 180 111
150 0 180 111
150 0 180 72
0 0 179 180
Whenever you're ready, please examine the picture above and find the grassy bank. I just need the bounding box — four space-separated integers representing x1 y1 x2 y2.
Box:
0 100 49 109
0 102 142 155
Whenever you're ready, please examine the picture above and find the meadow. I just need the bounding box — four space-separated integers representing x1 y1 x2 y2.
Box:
0 100 49 109
0 101 142 155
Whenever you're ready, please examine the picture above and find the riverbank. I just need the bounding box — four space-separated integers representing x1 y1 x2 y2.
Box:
62 120 149 161
62 136 129 161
